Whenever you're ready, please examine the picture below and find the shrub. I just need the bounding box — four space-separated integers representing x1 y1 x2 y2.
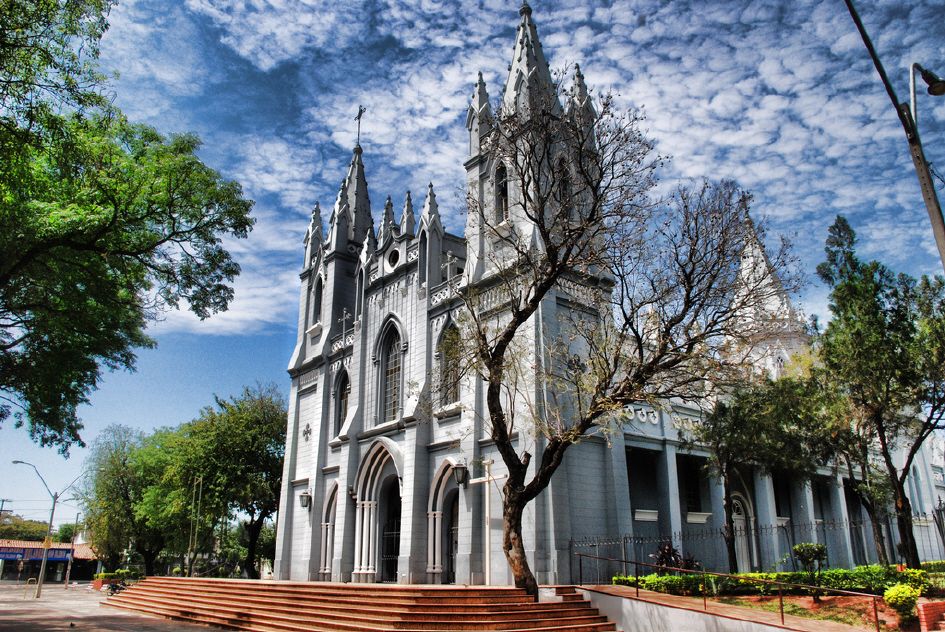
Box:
921 560 945 573
884 583 920 621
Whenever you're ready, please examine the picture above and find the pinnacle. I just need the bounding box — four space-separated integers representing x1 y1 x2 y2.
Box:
520 0 532 18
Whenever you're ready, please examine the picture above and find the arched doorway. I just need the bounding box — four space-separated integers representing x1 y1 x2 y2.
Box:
378 475 401 583
443 491 459 584
732 493 756 573
352 439 404 583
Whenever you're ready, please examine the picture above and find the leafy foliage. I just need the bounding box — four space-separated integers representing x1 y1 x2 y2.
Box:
813 216 945 568
0 0 255 453
0 513 48 541
883 583 920 620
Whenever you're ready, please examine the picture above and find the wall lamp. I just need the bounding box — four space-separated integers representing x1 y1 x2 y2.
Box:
452 462 469 488
299 490 312 510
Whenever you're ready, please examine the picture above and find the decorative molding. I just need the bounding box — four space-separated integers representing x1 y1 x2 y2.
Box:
634 509 658 522
299 369 319 390
302 423 312 442
686 512 711 524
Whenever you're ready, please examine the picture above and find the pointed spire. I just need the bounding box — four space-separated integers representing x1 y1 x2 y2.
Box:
420 182 441 229
467 72 494 157
344 145 373 244
502 1 559 114
566 63 596 128
327 178 351 252
400 190 416 236
359 223 377 261
379 195 397 244
309 201 324 244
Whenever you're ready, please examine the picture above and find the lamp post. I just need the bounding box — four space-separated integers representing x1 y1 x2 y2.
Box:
843 0 945 273
12 461 83 598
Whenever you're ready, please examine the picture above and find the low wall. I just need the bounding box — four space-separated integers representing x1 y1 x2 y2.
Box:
919 600 945 632
579 588 788 632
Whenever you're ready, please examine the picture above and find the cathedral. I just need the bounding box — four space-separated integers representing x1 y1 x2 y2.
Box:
273 4 945 584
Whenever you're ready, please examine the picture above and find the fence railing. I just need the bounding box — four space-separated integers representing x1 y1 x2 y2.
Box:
574 552 882 632
570 513 945 577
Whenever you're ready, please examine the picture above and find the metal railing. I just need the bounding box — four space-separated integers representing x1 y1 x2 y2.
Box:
574 552 882 632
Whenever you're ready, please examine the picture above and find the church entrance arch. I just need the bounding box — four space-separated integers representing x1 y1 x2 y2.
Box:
352 439 403 583
732 493 756 573
427 460 461 583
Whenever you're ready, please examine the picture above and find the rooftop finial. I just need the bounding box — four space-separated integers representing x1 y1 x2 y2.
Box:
354 104 366 148
520 0 532 17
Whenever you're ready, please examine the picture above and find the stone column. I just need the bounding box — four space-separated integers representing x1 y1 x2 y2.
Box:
656 444 683 550
753 471 781 570
791 481 820 545
826 475 855 569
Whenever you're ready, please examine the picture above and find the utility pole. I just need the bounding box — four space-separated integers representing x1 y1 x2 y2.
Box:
63 512 80 589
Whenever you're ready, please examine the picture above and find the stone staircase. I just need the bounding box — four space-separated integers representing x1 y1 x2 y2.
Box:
103 577 617 631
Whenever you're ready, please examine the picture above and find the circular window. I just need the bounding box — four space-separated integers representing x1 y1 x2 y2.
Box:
388 249 400 267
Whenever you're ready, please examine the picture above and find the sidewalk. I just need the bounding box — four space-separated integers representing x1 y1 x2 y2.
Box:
0 584 206 631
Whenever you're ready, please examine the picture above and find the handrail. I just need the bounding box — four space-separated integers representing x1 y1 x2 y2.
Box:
574 552 881 632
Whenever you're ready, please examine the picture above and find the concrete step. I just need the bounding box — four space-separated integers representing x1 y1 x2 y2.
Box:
105 577 618 632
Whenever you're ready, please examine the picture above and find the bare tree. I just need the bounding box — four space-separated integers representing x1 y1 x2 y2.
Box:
455 71 798 596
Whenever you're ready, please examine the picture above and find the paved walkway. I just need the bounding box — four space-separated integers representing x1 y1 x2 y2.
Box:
0 584 205 631
588 585 883 632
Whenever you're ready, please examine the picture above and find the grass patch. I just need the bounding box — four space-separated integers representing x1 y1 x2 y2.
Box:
716 596 883 629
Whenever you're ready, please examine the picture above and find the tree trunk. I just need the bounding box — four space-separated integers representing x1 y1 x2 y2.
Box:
721 473 738 574
243 517 263 579
892 484 921 568
860 501 890 566
502 491 538 599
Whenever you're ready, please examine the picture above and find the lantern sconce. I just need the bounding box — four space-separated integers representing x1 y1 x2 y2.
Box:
299 490 312 510
452 461 469 488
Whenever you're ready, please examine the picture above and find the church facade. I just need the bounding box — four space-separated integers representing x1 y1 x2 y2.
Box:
273 5 945 584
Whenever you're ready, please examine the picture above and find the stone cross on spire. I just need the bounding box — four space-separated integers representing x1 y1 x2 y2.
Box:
355 105 366 146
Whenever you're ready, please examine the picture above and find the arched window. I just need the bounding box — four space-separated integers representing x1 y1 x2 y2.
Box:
312 278 323 324
495 164 509 223
356 270 364 318
335 371 350 436
438 325 459 406
418 232 428 286
380 329 402 423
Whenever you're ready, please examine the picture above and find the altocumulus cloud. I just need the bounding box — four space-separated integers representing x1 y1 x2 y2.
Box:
99 0 945 334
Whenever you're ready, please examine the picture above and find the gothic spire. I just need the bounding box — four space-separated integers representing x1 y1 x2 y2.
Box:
344 145 373 245
400 190 416 236
566 63 596 131
466 72 494 157
327 178 350 252
420 182 441 230
307 201 324 244
502 1 559 114
379 195 396 244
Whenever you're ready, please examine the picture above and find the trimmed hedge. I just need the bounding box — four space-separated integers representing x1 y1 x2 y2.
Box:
612 565 928 597
922 560 945 573
93 569 142 581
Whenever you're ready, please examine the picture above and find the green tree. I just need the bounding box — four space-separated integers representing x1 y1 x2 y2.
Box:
684 376 829 573
183 384 286 578
0 1 255 454
81 425 168 573
814 216 945 568
56 520 82 543
0 513 49 541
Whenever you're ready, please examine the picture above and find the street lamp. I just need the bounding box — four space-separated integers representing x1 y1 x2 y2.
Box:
12 461 83 599
843 0 945 274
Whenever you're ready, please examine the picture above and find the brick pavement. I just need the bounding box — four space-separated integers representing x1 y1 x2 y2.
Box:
0 584 206 631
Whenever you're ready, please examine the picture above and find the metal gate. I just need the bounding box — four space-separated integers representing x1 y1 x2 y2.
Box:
381 517 400 582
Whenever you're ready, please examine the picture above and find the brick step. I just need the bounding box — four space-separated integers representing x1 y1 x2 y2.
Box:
144 576 526 598
110 589 601 625
105 577 617 631
105 597 616 632
125 583 535 609
136 579 533 605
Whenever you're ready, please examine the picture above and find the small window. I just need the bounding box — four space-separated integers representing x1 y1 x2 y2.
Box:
335 372 350 436
438 325 460 406
356 270 364 318
312 278 323 324
388 249 400 267
495 164 509 223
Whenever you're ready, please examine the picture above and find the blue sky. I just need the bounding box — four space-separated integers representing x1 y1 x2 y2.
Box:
2 0 945 526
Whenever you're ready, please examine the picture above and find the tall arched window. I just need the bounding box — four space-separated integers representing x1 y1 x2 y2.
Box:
335 371 350 436
438 325 459 406
380 330 402 423
418 232 428 286
355 270 364 318
495 164 509 223
312 278 323 324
